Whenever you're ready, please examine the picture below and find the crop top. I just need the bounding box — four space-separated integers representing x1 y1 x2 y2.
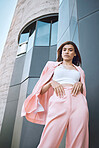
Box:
52 64 81 85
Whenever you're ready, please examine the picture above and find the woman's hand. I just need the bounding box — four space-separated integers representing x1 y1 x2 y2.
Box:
50 80 65 98
71 82 83 96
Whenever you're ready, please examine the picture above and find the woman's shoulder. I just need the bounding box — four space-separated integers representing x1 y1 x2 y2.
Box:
77 65 85 75
46 60 59 64
45 61 61 67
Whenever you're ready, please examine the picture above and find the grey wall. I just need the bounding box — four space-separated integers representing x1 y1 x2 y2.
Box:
57 0 79 49
58 0 99 147
0 54 25 148
77 0 99 147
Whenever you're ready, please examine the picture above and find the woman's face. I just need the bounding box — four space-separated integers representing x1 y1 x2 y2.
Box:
61 44 76 61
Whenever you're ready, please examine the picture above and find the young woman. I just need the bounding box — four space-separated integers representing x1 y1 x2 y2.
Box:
21 41 89 148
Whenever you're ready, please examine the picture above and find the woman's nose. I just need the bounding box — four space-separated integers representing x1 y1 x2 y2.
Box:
65 49 69 53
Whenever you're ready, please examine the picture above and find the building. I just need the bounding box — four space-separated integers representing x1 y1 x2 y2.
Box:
0 0 99 147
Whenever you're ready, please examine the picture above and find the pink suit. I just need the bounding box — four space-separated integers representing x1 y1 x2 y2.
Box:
21 61 89 148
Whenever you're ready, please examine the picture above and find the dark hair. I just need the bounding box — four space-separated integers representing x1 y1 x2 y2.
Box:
57 41 81 66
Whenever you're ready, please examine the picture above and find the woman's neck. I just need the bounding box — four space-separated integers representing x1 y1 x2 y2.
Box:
62 60 73 66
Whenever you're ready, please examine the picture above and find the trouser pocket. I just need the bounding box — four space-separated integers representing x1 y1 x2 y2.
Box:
80 92 88 105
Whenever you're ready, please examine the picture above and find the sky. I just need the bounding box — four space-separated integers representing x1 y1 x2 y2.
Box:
0 0 18 61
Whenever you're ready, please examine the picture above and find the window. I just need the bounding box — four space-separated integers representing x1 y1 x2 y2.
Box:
35 21 50 46
19 32 29 45
18 15 58 55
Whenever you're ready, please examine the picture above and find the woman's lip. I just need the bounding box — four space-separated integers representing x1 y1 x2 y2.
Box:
64 55 70 57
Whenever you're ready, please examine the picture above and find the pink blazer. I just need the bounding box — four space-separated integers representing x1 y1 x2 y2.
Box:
21 61 86 125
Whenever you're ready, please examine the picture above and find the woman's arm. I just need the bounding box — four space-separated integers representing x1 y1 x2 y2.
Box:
40 80 52 95
40 74 54 95
40 76 65 98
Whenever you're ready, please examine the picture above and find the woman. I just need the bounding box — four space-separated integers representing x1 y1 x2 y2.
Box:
21 41 89 148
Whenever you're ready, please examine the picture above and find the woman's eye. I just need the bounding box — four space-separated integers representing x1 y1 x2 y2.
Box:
63 49 73 51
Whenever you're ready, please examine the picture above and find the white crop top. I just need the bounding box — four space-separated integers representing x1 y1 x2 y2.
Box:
52 64 81 85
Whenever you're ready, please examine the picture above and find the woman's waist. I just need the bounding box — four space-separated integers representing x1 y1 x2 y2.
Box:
61 83 73 90
53 84 73 96
61 83 73 87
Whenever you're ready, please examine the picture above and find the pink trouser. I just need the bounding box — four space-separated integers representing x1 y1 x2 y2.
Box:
37 86 89 148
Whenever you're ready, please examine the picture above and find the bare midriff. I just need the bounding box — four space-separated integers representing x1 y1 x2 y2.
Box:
61 83 73 87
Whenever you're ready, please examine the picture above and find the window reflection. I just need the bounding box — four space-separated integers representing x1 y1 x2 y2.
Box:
51 21 58 46
35 21 50 46
59 0 63 5
19 32 29 45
